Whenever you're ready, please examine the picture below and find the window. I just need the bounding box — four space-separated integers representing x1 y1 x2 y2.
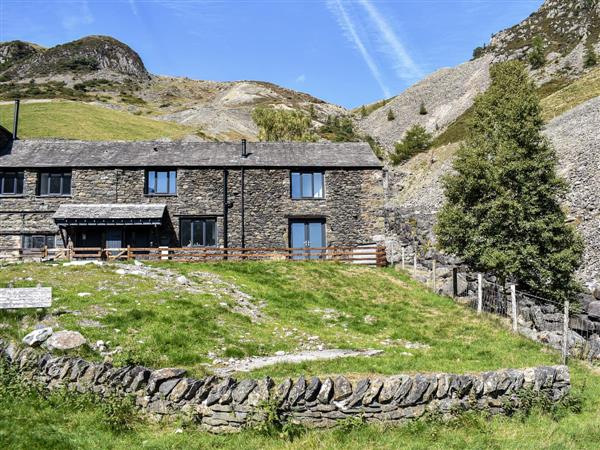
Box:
39 171 71 196
180 218 217 247
0 171 24 195
22 235 56 249
291 171 324 199
146 170 177 195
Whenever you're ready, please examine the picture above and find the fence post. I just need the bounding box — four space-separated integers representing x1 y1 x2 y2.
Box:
413 253 417 275
401 247 405 270
562 300 570 365
510 284 517 333
477 273 483 315
42 245 48 259
432 260 437 292
127 245 132 261
390 242 395 267
452 268 458 298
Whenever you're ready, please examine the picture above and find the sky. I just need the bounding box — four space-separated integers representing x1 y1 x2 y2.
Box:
0 0 544 108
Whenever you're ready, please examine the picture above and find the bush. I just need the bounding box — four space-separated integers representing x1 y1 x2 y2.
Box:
472 45 486 60
419 101 428 115
252 106 317 142
584 47 597 68
100 392 138 432
387 108 395 121
390 124 432 165
528 36 546 69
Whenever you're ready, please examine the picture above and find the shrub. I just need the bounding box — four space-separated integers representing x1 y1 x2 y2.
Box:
472 45 486 60
387 108 395 121
528 36 546 69
419 101 428 115
252 106 317 142
390 124 432 165
100 391 138 432
584 47 598 68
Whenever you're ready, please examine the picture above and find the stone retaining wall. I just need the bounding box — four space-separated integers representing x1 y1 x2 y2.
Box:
0 339 571 433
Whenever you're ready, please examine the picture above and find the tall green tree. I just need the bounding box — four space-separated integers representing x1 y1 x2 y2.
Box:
435 61 582 302
252 107 317 142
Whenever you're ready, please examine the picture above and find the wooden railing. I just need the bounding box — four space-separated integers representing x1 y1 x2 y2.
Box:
0 245 388 267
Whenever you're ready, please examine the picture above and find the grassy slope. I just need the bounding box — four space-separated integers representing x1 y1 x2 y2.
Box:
0 101 196 140
0 261 558 379
0 261 599 449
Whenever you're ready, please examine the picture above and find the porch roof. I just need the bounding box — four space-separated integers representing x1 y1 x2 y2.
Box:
53 203 166 226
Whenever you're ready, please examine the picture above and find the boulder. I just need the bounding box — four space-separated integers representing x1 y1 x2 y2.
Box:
587 301 600 320
333 376 352 401
569 315 596 335
22 327 53 347
44 331 86 351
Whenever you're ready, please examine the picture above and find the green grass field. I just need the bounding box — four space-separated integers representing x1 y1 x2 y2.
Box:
1 261 599 449
0 101 197 140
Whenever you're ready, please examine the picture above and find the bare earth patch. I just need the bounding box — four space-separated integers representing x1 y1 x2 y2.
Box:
212 348 383 376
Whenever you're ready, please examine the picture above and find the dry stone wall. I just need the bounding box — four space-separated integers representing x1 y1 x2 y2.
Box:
0 339 570 433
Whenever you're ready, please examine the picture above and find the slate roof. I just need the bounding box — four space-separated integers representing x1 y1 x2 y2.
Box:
53 203 166 220
0 140 382 168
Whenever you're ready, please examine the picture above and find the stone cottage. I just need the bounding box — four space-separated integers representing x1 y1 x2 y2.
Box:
0 136 384 254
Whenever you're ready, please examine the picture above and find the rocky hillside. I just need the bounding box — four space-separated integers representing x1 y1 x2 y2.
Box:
0 36 346 141
357 0 600 152
484 0 600 82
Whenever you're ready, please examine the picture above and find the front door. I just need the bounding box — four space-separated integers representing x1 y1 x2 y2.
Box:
106 228 123 249
290 219 326 259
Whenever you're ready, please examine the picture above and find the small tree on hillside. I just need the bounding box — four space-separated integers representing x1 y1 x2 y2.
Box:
528 36 546 69
584 47 598 68
435 61 583 302
387 108 395 121
252 107 317 142
390 124 432 165
360 105 368 118
419 101 428 115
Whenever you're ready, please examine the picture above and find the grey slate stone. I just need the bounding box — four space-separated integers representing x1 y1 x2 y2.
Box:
288 376 307 405
362 378 383 405
206 377 235 406
333 376 352 401
317 378 334 403
232 379 257 404
22 327 53 347
304 377 321 402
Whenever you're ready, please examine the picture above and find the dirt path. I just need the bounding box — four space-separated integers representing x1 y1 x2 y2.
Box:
212 349 383 376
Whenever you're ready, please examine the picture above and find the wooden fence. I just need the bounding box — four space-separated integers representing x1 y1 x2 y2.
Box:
0 245 388 267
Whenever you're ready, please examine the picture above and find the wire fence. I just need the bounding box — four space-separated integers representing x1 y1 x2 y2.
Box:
387 244 579 364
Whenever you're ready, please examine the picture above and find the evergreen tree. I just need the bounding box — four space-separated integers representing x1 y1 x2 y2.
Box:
419 101 428 115
360 105 368 118
584 47 598 68
252 107 318 142
528 36 545 69
390 124 432 165
435 61 582 302
387 108 395 121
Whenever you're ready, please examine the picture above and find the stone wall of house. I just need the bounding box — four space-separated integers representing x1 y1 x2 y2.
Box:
0 339 570 433
0 167 384 249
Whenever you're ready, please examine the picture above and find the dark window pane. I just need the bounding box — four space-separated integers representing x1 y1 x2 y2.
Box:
180 220 191 246
49 174 61 194
16 172 23 194
32 236 45 248
205 220 216 246
192 221 204 246
301 173 313 198
2 173 14 194
46 236 56 248
22 235 32 248
313 172 324 198
291 172 301 199
169 171 177 194
62 174 71 195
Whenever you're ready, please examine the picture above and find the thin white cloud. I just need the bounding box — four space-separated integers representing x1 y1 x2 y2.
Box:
357 0 423 82
129 0 139 17
61 0 94 31
327 0 391 98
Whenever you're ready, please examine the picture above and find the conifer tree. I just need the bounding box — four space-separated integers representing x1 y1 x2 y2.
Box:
528 36 545 69
387 108 395 121
435 61 582 302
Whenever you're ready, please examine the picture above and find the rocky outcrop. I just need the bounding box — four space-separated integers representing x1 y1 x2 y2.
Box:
484 0 600 83
0 339 571 434
2 35 149 81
